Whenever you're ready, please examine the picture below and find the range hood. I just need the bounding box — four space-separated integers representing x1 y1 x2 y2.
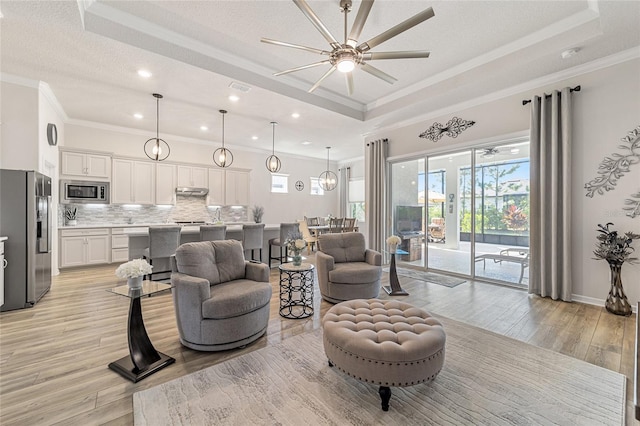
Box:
175 187 208 196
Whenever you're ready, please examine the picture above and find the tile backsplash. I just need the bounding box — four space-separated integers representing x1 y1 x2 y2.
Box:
59 195 247 226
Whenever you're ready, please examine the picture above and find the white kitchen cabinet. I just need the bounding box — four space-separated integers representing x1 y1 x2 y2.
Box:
112 159 155 205
207 168 225 206
60 228 110 268
155 163 176 205
61 151 111 179
225 170 250 205
177 165 208 188
111 228 129 263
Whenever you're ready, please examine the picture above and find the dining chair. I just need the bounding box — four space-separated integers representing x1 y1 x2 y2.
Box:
342 218 357 232
306 216 319 226
242 223 265 262
199 224 226 241
142 226 181 281
328 217 344 233
298 219 317 254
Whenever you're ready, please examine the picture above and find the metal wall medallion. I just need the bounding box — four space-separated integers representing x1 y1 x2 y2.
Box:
584 125 640 218
419 117 476 142
295 180 304 191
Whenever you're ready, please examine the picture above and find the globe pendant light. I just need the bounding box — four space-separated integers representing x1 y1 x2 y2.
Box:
319 146 338 191
143 93 170 161
213 109 233 168
265 121 282 173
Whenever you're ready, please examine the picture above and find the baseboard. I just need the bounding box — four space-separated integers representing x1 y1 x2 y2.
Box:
572 294 638 314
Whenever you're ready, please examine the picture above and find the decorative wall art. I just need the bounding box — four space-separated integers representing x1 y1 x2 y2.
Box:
584 125 640 218
295 180 304 191
419 117 476 142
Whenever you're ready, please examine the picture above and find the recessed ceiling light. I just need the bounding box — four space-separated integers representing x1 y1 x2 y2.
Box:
200 126 208 131
133 113 143 119
137 69 152 78
291 113 300 118
301 141 311 145
228 95 239 102
252 136 258 140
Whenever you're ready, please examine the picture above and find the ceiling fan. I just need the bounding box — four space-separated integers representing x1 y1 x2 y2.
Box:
261 0 435 96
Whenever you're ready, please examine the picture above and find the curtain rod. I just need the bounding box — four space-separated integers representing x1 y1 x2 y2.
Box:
522 85 581 106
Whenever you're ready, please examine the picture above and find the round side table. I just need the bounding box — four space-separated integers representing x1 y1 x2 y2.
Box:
278 262 315 319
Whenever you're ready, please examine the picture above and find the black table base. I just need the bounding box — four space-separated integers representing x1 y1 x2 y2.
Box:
109 295 175 382
279 267 314 319
383 253 409 296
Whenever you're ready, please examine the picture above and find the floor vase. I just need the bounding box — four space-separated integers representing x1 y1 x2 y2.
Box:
604 262 632 316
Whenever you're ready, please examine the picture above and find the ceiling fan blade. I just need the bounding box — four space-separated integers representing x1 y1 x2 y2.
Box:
308 65 337 93
347 0 374 48
345 72 354 96
261 38 330 56
363 50 430 60
357 7 435 52
360 62 397 84
273 60 332 76
293 0 341 49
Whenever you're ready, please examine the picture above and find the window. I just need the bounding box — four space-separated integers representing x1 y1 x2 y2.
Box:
348 178 365 222
271 174 288 193
310 177 324 195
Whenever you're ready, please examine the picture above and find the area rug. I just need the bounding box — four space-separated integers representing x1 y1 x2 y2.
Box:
134 316 626 425
383 267 467 287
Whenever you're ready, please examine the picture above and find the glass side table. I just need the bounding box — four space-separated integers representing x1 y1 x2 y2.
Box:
107 281 175 382
278 263 315 319
382 250 409 296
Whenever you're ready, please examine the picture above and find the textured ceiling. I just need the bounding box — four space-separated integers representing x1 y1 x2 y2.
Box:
1 1 639 161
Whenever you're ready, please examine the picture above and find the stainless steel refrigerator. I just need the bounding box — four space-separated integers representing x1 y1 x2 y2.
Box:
0 170 52 311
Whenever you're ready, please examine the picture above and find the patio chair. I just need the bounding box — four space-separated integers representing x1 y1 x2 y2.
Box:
428 218 445 243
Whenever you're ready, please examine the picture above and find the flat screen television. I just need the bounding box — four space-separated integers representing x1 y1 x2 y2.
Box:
395 205 423 235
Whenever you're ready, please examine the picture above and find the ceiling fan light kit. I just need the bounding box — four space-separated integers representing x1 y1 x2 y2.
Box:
213 109 234 168
143 93 171 161
262 0 435 95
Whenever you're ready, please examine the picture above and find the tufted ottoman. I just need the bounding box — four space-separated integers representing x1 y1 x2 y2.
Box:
322 299 446 411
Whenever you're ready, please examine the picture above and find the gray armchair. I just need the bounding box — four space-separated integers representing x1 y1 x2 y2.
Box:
171 240 271 351
316 232 382 304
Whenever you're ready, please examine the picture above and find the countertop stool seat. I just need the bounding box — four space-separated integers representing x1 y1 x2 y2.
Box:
268 222 299 267
142 226 181 281
200 225 226 241
242 223 265 262
322 299 446 411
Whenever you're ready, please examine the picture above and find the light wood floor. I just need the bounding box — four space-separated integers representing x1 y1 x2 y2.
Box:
0 255 637 425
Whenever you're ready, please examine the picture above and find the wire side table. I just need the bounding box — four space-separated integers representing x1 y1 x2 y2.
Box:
278 262 315 319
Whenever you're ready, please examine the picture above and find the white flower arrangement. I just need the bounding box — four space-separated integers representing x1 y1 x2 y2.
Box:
387 235 402 245
115 258 153 279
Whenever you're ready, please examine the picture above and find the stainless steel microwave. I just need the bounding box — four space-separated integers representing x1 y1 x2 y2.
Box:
60 180 110 204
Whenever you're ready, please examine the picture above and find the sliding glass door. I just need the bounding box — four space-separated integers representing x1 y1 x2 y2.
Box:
389 140 530 286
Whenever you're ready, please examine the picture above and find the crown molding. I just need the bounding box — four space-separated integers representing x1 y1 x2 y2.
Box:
39 82 69 122
1 72 40 88
363 47 640 138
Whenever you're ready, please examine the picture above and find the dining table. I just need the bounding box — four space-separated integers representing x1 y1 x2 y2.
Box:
308 225 359 237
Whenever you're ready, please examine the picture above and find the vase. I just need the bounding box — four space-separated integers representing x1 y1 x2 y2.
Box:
389 243 398 254
67 219 77 226
292 253 302 267
127 275 143 290
604 261 632 316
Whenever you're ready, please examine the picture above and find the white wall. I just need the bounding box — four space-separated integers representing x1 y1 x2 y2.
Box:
0 81 39 170
64 123 340 224
364 58 640 306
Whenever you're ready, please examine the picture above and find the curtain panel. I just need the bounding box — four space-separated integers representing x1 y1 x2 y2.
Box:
365 139 388 252
339 167 350 218
528 88 573 301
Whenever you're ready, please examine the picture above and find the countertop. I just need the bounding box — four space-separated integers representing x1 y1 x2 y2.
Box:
58 223 277 230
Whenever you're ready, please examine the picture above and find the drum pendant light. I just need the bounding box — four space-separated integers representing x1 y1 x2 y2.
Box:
213 109 234 168
319 146 338 191
265 121 282 173
143 93 170 161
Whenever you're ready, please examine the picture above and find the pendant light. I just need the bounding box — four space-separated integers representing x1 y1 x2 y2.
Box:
213 109 233 168
319 146 338 191
143 93 170 161
265 121 282 173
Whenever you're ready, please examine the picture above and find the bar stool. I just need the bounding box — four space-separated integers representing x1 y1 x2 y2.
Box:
200 225 226 241
269 222 299 267
242 223 265 262
142 226 181 281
